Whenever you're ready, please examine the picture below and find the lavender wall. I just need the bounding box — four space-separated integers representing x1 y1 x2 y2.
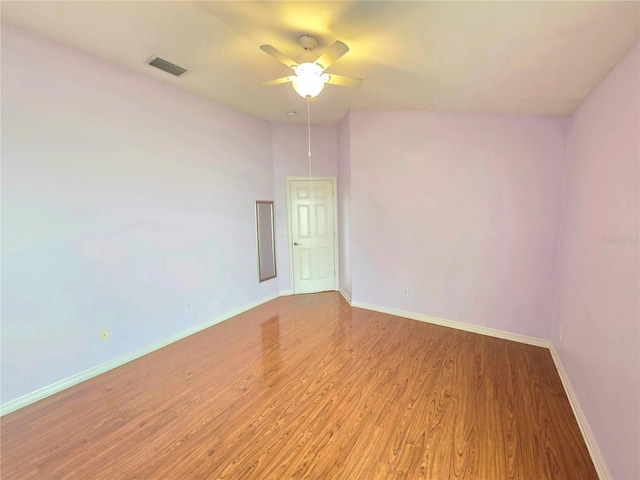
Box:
337 113 352 299
552 41 639 480
1 26 277 404
348 111 567 338
272 123 338 293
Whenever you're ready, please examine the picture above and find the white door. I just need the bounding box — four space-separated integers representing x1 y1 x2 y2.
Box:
289 179 337 294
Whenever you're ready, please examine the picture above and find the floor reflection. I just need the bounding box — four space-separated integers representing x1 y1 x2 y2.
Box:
261 316 281 381
332 299 352 351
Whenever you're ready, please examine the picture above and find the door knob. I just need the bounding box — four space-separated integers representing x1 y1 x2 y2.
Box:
294 242 302 246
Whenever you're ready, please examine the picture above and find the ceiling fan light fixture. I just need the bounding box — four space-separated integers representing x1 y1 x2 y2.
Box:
292 62 329 99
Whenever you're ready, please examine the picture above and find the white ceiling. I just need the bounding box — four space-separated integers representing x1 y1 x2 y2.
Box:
2 1 639 124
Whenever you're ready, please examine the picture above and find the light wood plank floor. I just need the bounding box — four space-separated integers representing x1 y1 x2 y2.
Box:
1 292 597 479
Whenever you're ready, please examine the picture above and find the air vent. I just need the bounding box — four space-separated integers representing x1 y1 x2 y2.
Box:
146 56 187 77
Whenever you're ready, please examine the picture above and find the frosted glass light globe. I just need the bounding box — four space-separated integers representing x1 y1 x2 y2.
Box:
292 63 329 99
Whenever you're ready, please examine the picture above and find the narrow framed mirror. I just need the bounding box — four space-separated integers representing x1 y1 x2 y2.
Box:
256 200 277 282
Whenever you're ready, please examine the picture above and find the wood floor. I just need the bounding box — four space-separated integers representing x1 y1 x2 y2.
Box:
1 292 597 479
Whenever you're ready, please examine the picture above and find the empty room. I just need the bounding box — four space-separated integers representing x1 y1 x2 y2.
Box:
1 1 638 479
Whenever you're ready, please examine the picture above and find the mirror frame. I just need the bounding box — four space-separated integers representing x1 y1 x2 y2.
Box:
256 200 277 282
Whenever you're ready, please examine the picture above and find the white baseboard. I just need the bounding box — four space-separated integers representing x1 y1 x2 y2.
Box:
0 291 281 416
548 344 611 480
279 290 292 296
339 288 352 304
350 300 550 348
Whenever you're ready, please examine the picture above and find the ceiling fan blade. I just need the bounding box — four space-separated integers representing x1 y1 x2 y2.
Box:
325 74 363 88
260 45 299 69
264 76 294 86
313 41 349 70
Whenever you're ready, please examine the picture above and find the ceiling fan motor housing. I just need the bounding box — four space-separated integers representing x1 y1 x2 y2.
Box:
298 35 318 52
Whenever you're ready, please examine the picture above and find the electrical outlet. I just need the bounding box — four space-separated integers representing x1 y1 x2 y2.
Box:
402 288 409 297
100 329 110 342
559 326 563 342
186 303 192 311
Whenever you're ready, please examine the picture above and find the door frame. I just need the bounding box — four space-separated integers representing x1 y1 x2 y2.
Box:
286 176 339 294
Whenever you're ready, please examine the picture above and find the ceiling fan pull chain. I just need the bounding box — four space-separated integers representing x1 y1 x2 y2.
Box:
307 98 312 185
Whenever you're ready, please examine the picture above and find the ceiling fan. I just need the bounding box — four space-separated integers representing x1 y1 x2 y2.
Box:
261 35 363 99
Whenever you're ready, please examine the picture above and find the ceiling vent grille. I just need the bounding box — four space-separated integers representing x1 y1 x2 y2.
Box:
146 56 187 77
